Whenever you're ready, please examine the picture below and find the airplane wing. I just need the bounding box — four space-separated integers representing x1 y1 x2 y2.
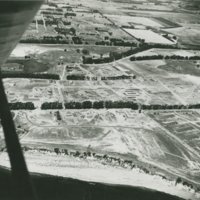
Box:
0 1 43 200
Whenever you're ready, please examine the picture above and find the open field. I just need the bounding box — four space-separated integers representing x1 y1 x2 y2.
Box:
81 63 128 77
105 14 164 28
158 60 200 76
115 58 200 105
62 87 121 102
3 79 61 107
148 110 200 156
8 44 130 75
165 25 200 48
135 48 200 57
124 29 175 45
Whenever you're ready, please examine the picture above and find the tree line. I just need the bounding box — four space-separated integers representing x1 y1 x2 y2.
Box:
20 37 70 44
41 102 63 110
20 146 151 177
9 102 35 110
64 101 139 110
66 74 136 81
82 43 183 65
18 145 198 192
95 40 137 47
41 10 63 15
130 54 200 61
141 104 200 110
0 72 60 80
7 101 200 111
40 101 200 110
83 45 151 64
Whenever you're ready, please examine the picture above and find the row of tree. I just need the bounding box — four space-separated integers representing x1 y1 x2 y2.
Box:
22 145 197 192
175 177 194 190
41 101 200 110
72 36 83 44
130 54 200 61
95 40 137 47
64 101 139 109
41 101 137 110
9 102 35 110
21 146 151 176
41 102 63 110
1 72 60 80
21 38 70 44
66 75 136 80
141 104 200 110
64 12 76 17
83 45 151 64
41 10 63 15
55 27 76 35
7 101 200 111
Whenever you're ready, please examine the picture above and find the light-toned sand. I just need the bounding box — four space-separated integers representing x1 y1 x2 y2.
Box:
0 151 199 200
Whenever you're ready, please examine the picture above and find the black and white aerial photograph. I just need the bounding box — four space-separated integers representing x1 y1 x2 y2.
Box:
0 0 200 200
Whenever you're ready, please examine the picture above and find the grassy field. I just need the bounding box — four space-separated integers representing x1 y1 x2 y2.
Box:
158 60 200 76
6 58 51 73
62 88 120 102
8 44 131 74
3 79 60 107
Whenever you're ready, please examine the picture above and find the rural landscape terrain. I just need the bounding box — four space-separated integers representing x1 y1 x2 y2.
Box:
1 0 200 199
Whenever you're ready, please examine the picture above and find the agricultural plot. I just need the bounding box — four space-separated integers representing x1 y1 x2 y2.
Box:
62 87 121 102
116 58 200 105
20 2 135 46
10 44 130 70
63 80 102 87
3 79 61 107
165 25 200 48
105 14 164 28
66 65 87 76
72 12 134 43
81 63 127 77
127 4 175 12
124 29 175 45
124 8 200 48
135 48 200 58
102 78 180 105
125 9 200 25
158 60 200 77
148 110 200 158
106 87 149 103
22 23 58 40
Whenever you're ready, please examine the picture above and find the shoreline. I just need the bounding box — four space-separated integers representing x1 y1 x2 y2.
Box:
0 151 199 200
